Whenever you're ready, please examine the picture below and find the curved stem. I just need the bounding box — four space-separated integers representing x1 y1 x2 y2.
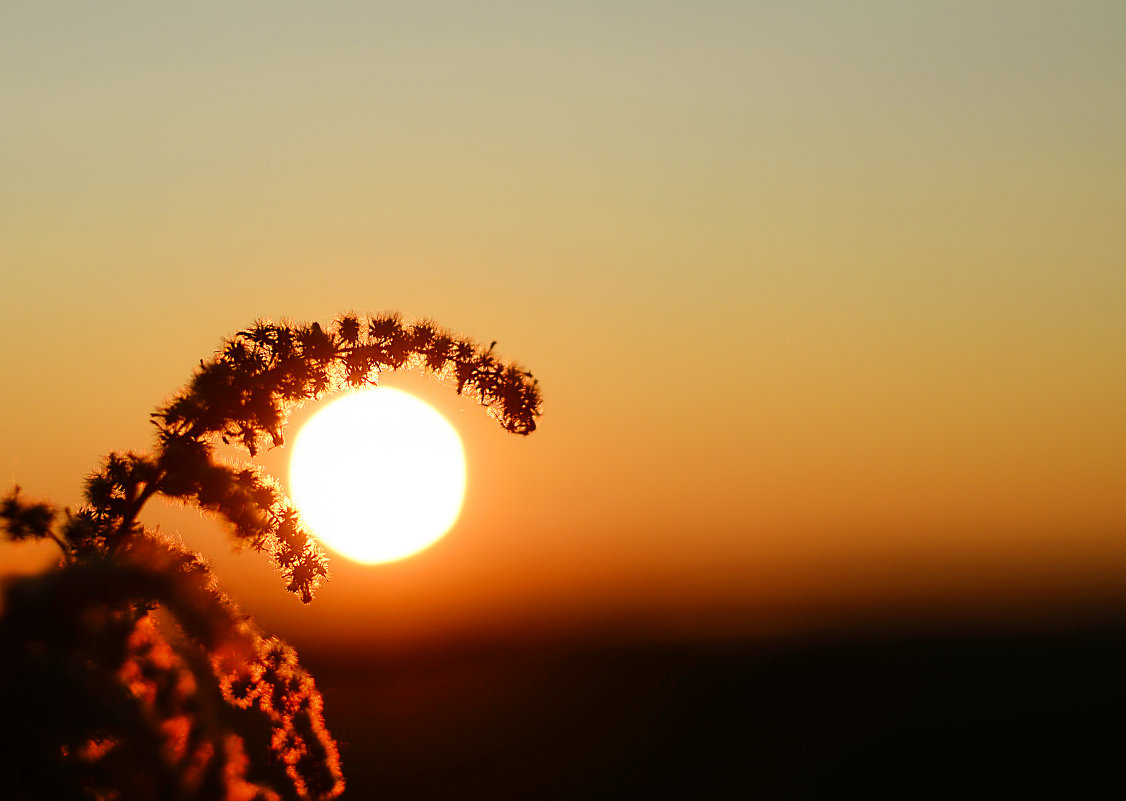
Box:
46 530 71 561
113 474 165 545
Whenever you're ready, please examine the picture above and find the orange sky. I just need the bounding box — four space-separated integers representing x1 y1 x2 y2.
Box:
2 2 1124 644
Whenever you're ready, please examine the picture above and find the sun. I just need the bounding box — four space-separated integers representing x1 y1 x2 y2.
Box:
288 386 467 564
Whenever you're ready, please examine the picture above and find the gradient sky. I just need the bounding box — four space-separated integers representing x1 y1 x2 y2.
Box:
2 1 1124 643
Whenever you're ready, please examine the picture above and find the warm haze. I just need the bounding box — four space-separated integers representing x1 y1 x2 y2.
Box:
3 1 1123 646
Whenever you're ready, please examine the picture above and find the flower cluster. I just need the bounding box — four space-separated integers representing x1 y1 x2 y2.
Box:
152 313 541 604
0 313 541 800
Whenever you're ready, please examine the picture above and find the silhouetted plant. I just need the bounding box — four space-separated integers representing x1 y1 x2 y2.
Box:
0 313 541 801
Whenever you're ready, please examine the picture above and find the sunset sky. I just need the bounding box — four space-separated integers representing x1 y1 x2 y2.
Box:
2 2 1124 645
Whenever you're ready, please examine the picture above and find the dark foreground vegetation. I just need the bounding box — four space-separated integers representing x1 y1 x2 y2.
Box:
302 615 1126 799
0 314 541 800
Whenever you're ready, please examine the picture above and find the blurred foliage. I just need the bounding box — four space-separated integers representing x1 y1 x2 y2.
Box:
0 314 541 800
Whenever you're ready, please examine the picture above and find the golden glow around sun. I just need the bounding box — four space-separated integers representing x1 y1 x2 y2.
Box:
288 387 466 564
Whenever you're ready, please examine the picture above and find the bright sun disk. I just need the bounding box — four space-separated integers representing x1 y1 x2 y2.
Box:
288 386 466 564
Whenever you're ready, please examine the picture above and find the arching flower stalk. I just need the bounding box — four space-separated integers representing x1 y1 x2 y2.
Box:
0 313 542 801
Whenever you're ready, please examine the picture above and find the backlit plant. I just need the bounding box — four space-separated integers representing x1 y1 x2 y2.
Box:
0 313 541 801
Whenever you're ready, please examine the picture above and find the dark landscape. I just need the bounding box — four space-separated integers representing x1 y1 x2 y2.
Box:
301 613 1126 799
